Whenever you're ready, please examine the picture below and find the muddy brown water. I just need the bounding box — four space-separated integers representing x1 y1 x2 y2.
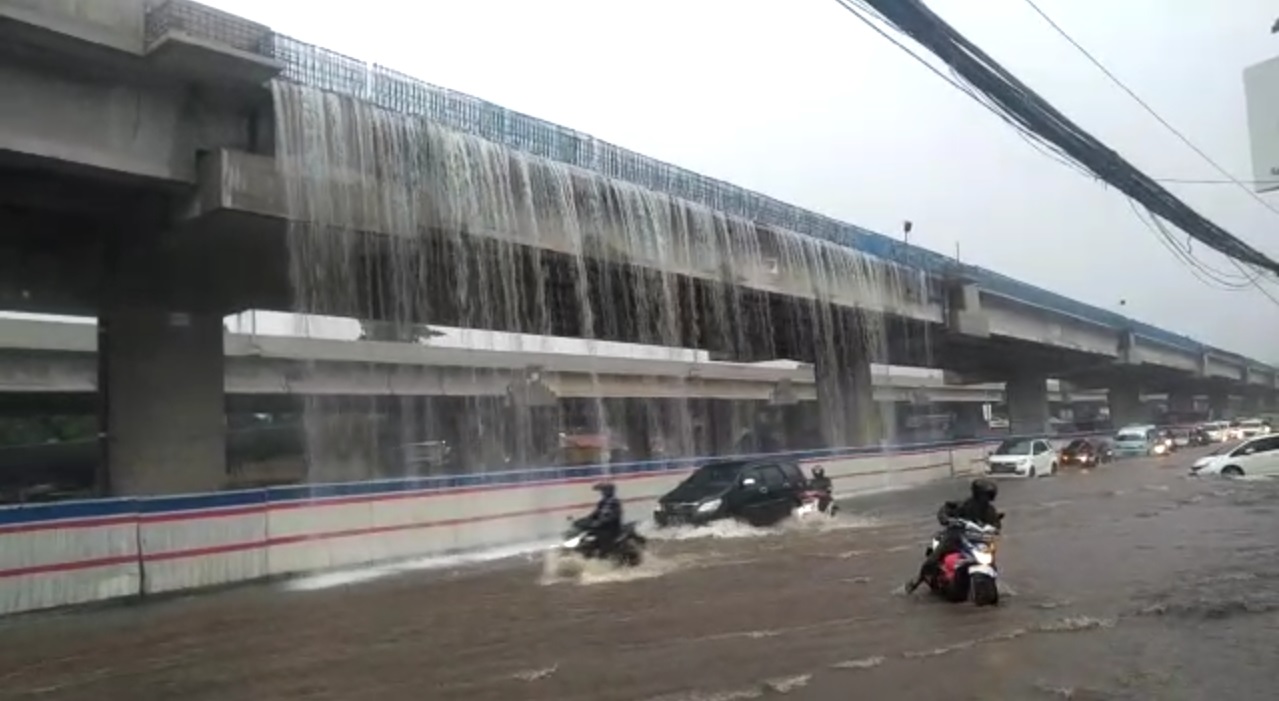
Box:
3 447 1277 700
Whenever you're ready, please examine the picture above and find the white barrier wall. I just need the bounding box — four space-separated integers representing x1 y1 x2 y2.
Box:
137 491 269 594
0 499 141 616
0 435 1091 617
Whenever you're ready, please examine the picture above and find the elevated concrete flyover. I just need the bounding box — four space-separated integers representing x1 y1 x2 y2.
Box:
0 320 1016 409
184 146 944 360
935 283 1278 427
0 0 1274 493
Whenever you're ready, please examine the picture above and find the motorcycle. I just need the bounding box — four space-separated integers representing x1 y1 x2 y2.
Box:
916 517 1002 606
794 489 839 519
560 518 647 567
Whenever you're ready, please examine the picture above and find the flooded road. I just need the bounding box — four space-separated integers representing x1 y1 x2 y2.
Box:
3 447 1278 700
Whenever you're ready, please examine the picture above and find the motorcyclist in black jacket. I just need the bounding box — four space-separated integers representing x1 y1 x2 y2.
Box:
809 467 833 512
578 482 623 551
906 478 1002 592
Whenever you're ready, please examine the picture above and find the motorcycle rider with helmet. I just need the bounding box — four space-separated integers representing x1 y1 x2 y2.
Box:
577 481 623 554
809 466 833 512
905 478 1003 592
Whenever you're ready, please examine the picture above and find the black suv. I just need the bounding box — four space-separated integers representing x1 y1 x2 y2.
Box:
653 458 808 528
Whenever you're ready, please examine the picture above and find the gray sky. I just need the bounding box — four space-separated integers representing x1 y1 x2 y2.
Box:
206 0 1279 361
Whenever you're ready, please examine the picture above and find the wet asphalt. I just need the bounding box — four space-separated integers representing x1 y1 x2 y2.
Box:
1 445 1277 700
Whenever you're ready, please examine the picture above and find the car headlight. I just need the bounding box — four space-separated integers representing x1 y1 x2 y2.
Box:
697 498 722 514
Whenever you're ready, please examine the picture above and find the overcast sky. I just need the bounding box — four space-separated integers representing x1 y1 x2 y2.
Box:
205 0 1279 361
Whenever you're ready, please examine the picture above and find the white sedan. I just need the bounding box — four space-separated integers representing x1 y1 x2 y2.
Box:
1191 434 1279 478
986 437 1058 478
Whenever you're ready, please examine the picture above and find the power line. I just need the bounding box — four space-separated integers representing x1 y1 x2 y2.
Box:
1019 0 1279 217
1158 178 1274 185
1017 0 1279 306
832 0 1279 279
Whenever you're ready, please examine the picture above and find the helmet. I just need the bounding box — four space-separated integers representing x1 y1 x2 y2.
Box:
813 467 825 478
593 481 616 497
971 478 998 502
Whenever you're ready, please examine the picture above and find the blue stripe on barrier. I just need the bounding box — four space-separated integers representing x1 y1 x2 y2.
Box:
0 497 138 527
0 432 1093 526
138 490 269 514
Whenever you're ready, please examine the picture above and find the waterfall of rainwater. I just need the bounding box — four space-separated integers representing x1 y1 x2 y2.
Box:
271 80 928 483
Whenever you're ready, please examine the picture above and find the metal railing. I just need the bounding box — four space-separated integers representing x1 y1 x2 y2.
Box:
144 0 274 54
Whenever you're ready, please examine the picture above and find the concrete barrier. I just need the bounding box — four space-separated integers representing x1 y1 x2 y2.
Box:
0 498 141 616
0 433 1102 617
137 491 269 594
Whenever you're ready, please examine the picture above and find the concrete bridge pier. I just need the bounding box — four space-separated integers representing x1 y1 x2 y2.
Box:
1208 390 1231 420
950 402 987 439
1166 389 1196 417
99 304 226 496
1240 394 1261 416
1108 380 1147 427
1005 371 1050 436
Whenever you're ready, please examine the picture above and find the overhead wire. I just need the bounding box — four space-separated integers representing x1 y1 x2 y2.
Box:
831 0 1097 182
831 0 1279 278
836 0 1252 289
1017 0 1279 305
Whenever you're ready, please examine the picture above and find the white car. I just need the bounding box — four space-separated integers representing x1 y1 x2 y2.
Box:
1236 419 1270 440
1203 421 1230 442
986 437 1058 478
1191 434 1279 478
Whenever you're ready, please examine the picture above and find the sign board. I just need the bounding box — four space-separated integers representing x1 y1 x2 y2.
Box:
1243 55 1279 193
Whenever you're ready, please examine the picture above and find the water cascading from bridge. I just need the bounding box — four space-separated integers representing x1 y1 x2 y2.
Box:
270 80 927 482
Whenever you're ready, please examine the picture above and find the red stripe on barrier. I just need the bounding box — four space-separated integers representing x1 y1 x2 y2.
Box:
138 505 269 524
0 554 137 579
828 461 950 480
265 470 682 512
0 454 978 576
0 515 138 537
142 496 663 563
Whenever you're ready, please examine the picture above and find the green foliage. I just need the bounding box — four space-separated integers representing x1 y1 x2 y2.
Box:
0 415 96 448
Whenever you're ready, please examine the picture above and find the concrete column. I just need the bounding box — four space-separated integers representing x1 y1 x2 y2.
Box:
779 403 812 451
1208 391 1230 420
99 305 226 495
1005 372 1049 436
813 341 877 448
1167 390 1195 414
950 402 987 439
1241 394 1261 416
1108 381 1146 427
1263 393 1279 413
1165 389 1196 422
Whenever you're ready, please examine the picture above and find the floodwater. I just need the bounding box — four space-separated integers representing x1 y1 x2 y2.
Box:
3 446 1277 700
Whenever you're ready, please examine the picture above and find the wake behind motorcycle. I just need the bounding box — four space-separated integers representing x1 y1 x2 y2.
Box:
915 517 1002 606
559 518 647 567
793 489 839 519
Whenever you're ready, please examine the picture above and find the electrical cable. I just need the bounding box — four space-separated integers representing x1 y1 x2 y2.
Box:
1018 0 1279 305
832 0 1279 277
836 0 1255 289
